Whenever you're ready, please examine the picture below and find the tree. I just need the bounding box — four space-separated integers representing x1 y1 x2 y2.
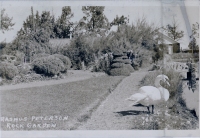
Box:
79 6 109 34
1 9 15 33
162 18 184 41
110 15 129 26
191 22 199 39
12 7 55 62
188 37 199 52
188 22 199 53
53 6 74 38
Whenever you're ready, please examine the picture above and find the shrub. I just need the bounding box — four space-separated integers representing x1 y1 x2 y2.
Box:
112 59 125 63
32 55 65 76
66 35 95 69
53 54 72 69
112 49 124 57
0 62 19 80
109 67 130 76
18 64 32 75
124 64 134 72
123 59 132 64
111 63 124 68
14 60 21 66
33 53 50 60
121 55 128 59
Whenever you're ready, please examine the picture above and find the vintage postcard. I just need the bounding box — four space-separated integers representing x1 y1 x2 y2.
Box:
0 0 199 137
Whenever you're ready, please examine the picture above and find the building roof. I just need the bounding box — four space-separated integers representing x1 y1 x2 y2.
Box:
158 31 179 45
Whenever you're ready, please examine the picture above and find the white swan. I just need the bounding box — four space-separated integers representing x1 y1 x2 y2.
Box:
126 75 170 114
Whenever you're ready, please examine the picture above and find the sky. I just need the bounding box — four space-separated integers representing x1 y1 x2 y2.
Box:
0 0 199 49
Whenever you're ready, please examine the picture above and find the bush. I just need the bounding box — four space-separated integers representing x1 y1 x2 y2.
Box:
124 64 134 72
0 62 19 80
121 55 128 59
112 58 125 63
14 60 21 66
123 59 132 64
109 67 130 76
112 49 124 57
18 64 32 75
67 35 95 69
53 54 72 69
111 63 124 68
32 55 65 76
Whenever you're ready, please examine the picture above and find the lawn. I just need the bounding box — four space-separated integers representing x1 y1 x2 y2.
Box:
1 75 124 130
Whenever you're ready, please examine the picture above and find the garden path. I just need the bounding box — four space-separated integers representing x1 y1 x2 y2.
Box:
78 69 149 130
0 70 105 91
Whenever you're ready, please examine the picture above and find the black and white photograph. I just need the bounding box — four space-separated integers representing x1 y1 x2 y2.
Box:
0 0 199 137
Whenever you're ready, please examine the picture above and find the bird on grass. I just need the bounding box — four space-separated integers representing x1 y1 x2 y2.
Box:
126 75 170 114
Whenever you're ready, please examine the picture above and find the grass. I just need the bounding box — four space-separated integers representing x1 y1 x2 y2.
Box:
1 75 124 130
136 70 199 130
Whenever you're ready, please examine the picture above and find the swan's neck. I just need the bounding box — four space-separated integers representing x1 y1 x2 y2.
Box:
155 78 162 88
155 78 165 99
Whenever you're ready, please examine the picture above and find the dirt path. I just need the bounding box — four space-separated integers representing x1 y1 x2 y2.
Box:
78 70 148 130
0 70 105 91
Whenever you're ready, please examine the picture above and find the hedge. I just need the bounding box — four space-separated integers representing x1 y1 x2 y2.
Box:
53 54 72 69
112 58 131 64
109 67 130 76
32 55 65 76
111 63 124 68
124 64 134 72
0 62 19 80
121 56 128 59
112 49 124 57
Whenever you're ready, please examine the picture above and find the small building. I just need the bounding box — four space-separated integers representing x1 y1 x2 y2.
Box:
158 32 180 54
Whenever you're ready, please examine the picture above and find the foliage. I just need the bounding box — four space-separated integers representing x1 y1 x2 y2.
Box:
191 22 199 39
53 54 72 69
188 37 199 50
17 64 32 75
79 6 110 35
65 35 95 69
110 15 129 26
53 6 74 38
32 55 66 76
0 62 19 80
123 64 134 72
109 67 130 76
162 18 184 41
0 9 15 33
12 7 57 62
109 49 132 76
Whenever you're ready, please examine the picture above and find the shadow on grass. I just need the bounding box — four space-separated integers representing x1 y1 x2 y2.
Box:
115 110 149 116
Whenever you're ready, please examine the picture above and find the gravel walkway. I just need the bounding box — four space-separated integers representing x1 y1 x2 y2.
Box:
78 70 148 130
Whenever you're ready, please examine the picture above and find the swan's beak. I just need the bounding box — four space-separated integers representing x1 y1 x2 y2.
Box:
166 81 170 86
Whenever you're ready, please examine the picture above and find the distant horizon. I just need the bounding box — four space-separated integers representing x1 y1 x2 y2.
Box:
0 0 199 49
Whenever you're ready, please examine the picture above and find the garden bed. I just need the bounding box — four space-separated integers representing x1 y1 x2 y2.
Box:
136 70 199 130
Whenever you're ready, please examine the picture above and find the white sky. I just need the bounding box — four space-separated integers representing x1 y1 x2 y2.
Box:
0 0 199 49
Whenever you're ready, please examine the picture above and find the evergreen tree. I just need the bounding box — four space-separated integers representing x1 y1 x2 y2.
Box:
1 9 15 33
188 37 199 52
79 6 110 35
53 6 74 38
110 15 129 26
